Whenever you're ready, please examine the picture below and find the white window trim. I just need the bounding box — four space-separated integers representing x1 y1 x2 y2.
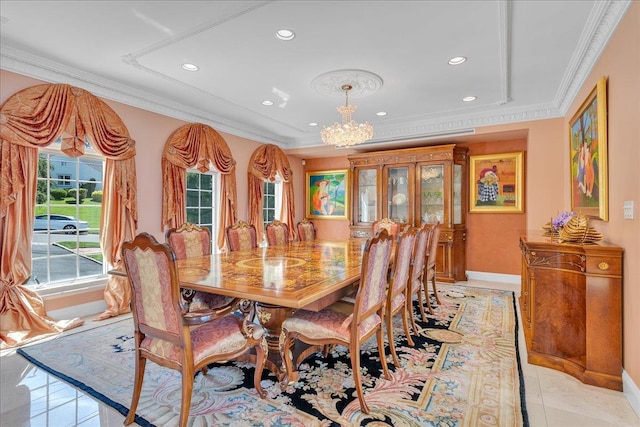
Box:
185 168 219 253
30 145 108 294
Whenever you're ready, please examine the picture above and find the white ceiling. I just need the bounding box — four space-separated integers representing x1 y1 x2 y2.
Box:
0 1 631 158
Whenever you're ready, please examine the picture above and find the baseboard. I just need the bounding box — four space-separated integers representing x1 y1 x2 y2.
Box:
623 369 640 418
465 271 521 285
47 300 107 321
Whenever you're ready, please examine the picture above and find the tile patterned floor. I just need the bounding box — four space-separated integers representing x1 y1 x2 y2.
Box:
1 280 638 426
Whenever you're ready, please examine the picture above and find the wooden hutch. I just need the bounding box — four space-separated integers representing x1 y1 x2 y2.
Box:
347 144 468 282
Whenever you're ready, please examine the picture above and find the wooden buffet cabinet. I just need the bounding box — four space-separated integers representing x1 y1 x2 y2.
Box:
348 144 468 282
519 233 623 390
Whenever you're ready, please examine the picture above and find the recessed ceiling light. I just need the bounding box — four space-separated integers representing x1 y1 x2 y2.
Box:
448 56 467 65
462 96 477 102
376 111 387 116
181 63 199 71
275 29 295 41
308 122 318 127
261 100 274 106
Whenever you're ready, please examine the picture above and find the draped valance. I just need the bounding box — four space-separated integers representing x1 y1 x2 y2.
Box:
161 123 238 250
247 144 295 241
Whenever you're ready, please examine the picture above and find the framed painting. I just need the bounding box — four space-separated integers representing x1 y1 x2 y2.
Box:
469 151 524 213
569 76 608 221
306 170 349 220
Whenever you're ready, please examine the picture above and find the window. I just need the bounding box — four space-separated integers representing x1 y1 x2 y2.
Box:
57 174 71 186
29 147 105 291
186 169 218 248
262 179 282 229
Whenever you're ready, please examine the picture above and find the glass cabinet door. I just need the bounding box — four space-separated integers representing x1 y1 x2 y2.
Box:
387 166 410 223
453 164 462 224
419 165 444 224
357 168 377 224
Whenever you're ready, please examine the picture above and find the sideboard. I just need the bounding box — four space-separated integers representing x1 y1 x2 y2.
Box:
519 233 623 390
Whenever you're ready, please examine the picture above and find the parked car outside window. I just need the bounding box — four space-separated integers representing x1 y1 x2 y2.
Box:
34 214 89 234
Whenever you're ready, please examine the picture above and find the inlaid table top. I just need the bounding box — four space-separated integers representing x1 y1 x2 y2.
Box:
176 239 368 311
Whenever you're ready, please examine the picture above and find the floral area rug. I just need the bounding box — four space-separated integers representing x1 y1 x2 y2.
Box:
17 284 528 426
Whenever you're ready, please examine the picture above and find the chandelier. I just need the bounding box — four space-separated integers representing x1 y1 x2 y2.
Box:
321 84 374 148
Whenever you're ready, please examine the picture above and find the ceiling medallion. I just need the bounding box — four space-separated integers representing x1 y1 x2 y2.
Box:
311 69 383 97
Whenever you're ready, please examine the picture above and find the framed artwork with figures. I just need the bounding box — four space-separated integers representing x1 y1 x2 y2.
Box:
306 170 349 220
469 151 524 213
569 76 608 221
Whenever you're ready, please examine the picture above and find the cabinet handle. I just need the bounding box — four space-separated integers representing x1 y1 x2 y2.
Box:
598 261 609 271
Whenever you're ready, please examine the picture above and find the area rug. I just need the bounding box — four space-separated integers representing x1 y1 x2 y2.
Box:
17 284 528 426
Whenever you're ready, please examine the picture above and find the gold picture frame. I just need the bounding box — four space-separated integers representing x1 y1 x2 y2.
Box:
469 151 524 213
306 169 349 220
569 76 608 221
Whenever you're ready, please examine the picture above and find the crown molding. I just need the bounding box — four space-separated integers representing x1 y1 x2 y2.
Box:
555 0 632 114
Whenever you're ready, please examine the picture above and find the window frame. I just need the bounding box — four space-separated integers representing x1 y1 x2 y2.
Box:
29 145 107 295
262 178 283 229
185 168 219 252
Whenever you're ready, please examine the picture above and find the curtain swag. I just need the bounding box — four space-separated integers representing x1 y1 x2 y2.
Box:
161 123 238 250
247 144 295 241
0 83 138 348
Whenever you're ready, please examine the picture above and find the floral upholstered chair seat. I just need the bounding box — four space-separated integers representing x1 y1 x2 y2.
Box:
140 314 265 363
282 306 382 342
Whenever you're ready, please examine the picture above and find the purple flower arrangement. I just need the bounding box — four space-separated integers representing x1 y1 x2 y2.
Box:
551 211 576 231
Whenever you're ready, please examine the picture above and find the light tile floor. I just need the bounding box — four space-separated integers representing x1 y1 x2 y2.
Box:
1 280 638 426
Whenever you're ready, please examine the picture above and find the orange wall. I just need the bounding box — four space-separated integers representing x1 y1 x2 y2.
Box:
460 139 527 274
574 1 639 386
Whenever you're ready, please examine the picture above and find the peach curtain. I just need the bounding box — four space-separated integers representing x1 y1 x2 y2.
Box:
247 144 295 241
161 123 238 250
0 84 138 347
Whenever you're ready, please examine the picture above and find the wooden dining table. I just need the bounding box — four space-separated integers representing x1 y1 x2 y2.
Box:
176 238 369 378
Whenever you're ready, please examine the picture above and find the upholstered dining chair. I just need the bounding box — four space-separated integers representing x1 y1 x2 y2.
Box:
423 221 443 309
407 223 432 335
121 232 268 427
265 220 289 246
279 229 394 414
372 217 402 237
226 220 258 251
166 222 235 312
296 219 316 242
385 226 418 367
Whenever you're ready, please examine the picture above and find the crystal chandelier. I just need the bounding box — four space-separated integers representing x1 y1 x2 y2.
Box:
321 84 374 148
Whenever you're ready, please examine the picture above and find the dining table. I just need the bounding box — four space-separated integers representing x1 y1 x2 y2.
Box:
175 238 369 378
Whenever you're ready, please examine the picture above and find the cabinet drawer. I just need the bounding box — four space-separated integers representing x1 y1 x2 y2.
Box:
586 257 622 276
439 230 453 242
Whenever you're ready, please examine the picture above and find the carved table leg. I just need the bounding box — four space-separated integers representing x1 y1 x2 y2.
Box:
255 302 294 381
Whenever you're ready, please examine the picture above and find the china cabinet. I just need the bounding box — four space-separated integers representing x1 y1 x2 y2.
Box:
348 144 468 282
519 233 623 390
